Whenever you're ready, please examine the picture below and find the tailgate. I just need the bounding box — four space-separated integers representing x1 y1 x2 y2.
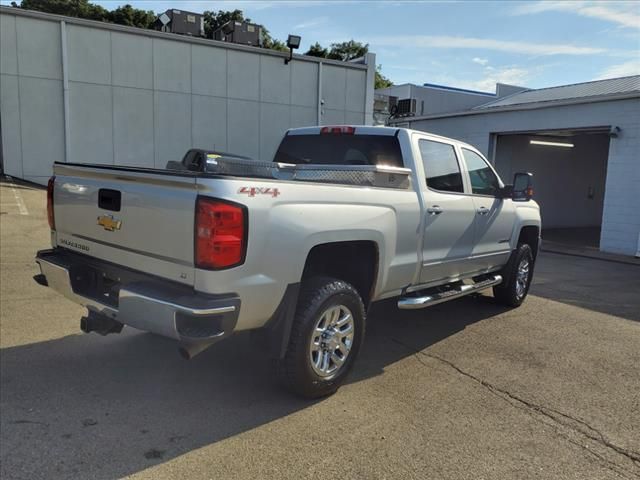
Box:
52 164 198 286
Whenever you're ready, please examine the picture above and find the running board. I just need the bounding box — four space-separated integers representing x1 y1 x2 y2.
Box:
397 275 503 310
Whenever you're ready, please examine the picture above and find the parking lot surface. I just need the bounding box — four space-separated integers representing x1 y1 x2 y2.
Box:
1 179 639 480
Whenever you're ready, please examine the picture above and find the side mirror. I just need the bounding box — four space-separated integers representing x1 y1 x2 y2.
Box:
512 172 534 202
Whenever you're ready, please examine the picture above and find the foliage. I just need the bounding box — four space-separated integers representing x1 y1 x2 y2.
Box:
375 65 393 89
305 40 394 88
202 9 247 39
305 42 329 58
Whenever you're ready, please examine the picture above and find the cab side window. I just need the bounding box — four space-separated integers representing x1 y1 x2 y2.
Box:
419 139 464 193
462 149 500 196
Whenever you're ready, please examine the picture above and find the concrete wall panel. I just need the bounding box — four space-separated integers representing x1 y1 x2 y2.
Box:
111 32 152 89
67 25 111 84
322 109 345 125
153 39 191 93
154 91 191 167
0 74 22 176
192 95 227 151
260 55 290 104
291 106 317 127
227 99 259 159
346 69 366 113
322 65 346 110
1 9 370 184
0 14 17 75
18 76 64 176
227 50 259 101
68 82 113 165
191 45 226 97
291 61 317 107
260 103 290 161
113 87 154 167
16 16 61 79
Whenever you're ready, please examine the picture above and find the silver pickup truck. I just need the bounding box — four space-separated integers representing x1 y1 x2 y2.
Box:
35 126 541 398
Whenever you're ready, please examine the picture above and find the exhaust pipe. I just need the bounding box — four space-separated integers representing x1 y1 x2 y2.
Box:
80 310 123 336
178 342 214 360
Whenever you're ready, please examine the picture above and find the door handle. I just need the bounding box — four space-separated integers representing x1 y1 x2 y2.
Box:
477 207 489 216
427 206 443 215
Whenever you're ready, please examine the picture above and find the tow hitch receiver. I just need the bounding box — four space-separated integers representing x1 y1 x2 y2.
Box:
80 310 124 336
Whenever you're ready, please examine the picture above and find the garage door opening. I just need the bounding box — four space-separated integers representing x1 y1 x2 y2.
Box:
493 128 610 251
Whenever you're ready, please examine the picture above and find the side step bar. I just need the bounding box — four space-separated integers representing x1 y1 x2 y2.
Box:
398 275 502 310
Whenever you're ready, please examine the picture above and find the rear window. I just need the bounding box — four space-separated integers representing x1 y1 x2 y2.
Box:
273 134 403 167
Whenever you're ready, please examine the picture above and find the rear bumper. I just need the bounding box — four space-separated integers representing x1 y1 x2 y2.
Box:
35 249 240 346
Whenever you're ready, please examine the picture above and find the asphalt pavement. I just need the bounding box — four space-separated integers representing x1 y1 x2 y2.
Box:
1 178 639 480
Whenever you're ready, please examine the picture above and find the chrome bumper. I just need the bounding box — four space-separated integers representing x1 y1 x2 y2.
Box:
35 249 240 344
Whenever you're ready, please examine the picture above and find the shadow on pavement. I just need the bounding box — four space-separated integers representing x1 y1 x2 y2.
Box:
531 252 640 322
0 295 505 480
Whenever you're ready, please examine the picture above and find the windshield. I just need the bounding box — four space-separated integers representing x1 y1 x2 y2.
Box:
273 134 403 167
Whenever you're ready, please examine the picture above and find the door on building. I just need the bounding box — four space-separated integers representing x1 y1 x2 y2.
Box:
417 136 478 284
493 129 610 251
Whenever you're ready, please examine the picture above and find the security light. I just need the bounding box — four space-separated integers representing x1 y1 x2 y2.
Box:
285 34 301 65
529 140 574 148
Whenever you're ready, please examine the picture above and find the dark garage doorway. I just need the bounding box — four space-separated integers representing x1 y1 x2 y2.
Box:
493 128 611 251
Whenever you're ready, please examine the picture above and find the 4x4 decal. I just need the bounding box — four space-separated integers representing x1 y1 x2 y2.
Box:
238 187 281 198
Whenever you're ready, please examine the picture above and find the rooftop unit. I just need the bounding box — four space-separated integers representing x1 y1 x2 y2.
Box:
213 21 263 47
154 9 205 37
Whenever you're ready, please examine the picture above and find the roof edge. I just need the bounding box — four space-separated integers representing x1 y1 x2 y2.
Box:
389 91 640 123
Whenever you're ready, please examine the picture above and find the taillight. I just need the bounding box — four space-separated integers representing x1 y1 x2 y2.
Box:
47 176 55 230
195 197 247 269
320 126 355 135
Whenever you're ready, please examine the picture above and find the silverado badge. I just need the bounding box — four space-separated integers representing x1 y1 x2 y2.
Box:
97 214 122 232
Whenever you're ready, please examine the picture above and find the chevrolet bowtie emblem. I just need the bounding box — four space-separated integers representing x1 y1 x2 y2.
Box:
97 215 122 232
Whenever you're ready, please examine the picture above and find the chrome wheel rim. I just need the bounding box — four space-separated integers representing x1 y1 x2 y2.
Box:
309 305 355 378
515 259 530 299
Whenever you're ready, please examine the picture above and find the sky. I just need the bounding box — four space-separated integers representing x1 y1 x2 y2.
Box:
15 0 640 92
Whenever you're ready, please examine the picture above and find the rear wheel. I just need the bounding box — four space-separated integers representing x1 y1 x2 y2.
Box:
493 243 534 307
278 276 365 398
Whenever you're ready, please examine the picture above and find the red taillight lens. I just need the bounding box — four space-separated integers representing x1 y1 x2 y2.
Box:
195 197 246 269
47 176 55 230
320 126 355 135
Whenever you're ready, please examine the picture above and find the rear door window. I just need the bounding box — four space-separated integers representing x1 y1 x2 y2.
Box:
274 134 403 167
419 139 464 193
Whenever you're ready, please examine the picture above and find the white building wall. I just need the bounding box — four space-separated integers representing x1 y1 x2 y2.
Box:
0 7 374 184
396 98 640 256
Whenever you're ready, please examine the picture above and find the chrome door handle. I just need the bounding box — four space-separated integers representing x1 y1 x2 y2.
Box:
477 207 489 216
427 206 443 215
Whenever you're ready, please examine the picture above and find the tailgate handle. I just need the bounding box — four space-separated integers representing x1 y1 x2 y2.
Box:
98 189 121 212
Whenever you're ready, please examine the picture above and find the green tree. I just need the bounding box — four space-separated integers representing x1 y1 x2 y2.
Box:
303 40 394 88
12 0 109 21
327 40 369 61
202 9 247 39
305 42 328 58
109 4 155 29
375 65 393 89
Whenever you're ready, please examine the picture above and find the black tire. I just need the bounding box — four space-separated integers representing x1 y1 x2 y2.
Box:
278 276 365 399
493 243 535 308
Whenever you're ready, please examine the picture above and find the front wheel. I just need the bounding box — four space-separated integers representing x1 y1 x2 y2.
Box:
278 276 365 398
493 243 535 308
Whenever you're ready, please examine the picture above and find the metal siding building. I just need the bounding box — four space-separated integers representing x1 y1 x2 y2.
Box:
390 77 640 257
0 7 375 184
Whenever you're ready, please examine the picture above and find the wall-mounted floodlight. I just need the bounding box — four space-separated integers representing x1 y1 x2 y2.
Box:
530 140 574 148
285 35 301 65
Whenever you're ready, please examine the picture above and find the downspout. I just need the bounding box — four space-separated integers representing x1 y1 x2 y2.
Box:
60 20 70 163
317 61 323 125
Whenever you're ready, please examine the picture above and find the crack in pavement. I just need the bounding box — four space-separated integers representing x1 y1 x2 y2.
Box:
391 338 640 479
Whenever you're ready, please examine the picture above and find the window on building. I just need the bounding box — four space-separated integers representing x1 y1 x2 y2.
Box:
419 139 464 193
